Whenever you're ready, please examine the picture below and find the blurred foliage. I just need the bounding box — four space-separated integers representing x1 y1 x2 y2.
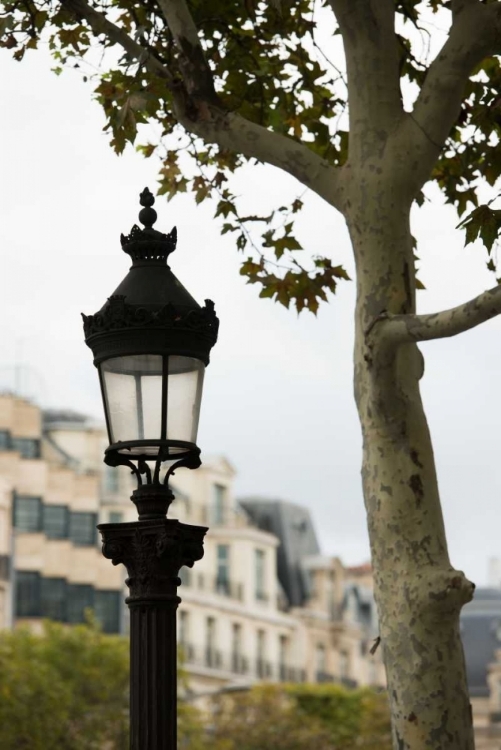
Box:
2 0 501 306
204 683 391 750
0 622 390 749
0 619 129 750
0 619 207 750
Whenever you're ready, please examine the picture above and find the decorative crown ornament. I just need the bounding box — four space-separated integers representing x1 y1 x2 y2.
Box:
120 188 178 263
82 187 219 366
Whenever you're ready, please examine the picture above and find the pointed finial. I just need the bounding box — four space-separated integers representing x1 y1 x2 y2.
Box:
138 187 157 229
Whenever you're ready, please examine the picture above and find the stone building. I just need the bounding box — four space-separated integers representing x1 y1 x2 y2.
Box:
0 395 124 634
0 393 385 696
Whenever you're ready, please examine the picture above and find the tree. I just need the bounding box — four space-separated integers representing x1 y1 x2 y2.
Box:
0 619 129 749
1 0 500 746
204 683 391 750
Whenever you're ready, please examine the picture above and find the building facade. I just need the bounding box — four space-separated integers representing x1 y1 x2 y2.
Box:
0 393 385 696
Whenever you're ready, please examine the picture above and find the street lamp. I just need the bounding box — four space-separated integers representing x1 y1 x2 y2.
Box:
82 187 218 749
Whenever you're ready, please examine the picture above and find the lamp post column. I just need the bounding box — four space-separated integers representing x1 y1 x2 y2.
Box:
99 504 207 750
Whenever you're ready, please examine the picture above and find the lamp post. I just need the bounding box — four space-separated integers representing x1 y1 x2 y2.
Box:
82 188 219 749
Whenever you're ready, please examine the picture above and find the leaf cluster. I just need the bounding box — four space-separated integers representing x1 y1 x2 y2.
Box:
3 0 501 304
0 619 129 750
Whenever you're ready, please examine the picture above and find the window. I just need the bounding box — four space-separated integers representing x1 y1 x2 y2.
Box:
16 571 40 617
179 567 191 587
216 544 230 595
69 512 97 546
95 590 121 633
0 430 10 451
206 616 218 667
316 643 327 674
103 466 120 495
339 650 349 678
179 610 189 647
279 635 288 666
212 484 225 525
0 555 9 582
109 511 123 524
43 505 68 539
67 584 94 623
256 629 267 677
11 438 40 459
232 623 244 673
41 577 67 621
14 495 42 532
255 549 266 601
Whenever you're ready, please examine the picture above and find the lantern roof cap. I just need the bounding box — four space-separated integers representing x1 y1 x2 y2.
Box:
82 187 219 366
120 187 177 265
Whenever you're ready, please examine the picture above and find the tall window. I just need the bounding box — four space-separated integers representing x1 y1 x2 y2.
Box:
14 495 42 532
232 623 242 672
216 544 230 595
15 571 40 616
41 577 67 621
316 643 327 677
0 430 10 451
95 590 121 633
212 484 225 525
279 635 288 678
67 584 94 623
69 512 97 546
206 616 217 667
0 555 9 581
339 650 349 678
43 505 68 539
255 549 266 600
257 629 266 677
103 466 120 495
109 511 123 524
11 437 40 459
179 610 189 647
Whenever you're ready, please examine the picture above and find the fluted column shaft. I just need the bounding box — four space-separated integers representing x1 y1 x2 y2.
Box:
98 512 207 750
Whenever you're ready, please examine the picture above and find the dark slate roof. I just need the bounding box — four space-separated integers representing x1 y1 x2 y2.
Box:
238 497 320 607
461 587 501 697
43 409 90 425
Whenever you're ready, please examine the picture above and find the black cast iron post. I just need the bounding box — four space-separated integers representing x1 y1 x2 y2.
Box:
99 505 206 749
81 189 218 750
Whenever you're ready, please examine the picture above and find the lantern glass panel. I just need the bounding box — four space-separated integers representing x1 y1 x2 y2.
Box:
100 354 205 455
167 356 205 447
101 355 163 454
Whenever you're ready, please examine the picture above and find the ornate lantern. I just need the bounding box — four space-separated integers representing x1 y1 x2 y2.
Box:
82 187 219 516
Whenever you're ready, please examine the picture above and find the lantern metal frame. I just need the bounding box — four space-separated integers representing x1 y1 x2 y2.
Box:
82 187 219 490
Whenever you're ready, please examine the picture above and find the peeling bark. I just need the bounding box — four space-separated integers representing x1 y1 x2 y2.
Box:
346 170 475 748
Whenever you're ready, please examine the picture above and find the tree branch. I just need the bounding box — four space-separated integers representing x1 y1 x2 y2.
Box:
175 104 344 208
154 0 218 104
328 0 402 154
374 284 501 346
406 2 501 185
62 0 345 210
60 0 173 83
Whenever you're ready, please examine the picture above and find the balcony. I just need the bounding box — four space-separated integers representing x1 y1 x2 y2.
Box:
179 569 244 602
316 671 335 683
180 642 305 682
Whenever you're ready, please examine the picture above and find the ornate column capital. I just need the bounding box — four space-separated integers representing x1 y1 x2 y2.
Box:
98 518 207 603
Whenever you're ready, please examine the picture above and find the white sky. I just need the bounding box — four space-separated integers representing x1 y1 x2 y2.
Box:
1 43 501 586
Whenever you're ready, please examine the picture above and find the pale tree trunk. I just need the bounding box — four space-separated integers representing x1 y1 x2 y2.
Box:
345 173 475 748
60 0 501 746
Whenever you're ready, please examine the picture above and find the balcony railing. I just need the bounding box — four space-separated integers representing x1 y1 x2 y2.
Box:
179 569 244 602
315 671 358 688
180 642 306 682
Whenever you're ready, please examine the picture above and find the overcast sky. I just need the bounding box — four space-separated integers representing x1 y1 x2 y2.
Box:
1 43 501 587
